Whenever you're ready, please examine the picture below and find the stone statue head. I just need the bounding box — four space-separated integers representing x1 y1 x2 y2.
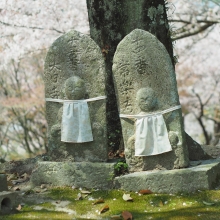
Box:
63 76 86 100
136 87 157 112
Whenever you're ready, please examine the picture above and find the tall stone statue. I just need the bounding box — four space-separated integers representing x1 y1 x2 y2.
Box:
44 30 108 162
113 29 189 171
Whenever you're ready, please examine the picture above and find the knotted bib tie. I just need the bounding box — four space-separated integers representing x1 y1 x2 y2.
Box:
46 96 106 143
120 105 181 156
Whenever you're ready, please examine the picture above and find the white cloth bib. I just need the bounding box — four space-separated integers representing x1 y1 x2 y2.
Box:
135 114 171 156
61 101 93 143
46 96 106 143
120 105 181 156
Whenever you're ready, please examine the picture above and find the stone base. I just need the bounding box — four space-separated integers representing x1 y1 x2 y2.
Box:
0 175 8 192
30 161 115 190
0 191 18 214
114 159 220 194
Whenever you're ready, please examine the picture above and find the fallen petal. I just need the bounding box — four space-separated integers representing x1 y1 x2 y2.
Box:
16 204 22 211
100 205 109 214
138 189 152 195
110 214 122 219
81 190 91 194
122 210 132 220
123 194 133 202
203 201 215 206
93 199 105 205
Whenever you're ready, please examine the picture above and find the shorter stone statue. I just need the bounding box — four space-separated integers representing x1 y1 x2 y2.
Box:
122 87 182 171
135 87 173 156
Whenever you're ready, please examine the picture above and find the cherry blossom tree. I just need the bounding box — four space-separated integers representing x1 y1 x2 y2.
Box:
0 0 89 160
169 0 220 144
1 0 220 160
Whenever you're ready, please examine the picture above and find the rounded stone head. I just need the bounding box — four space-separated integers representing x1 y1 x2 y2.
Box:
136 87 157 112
64 76 86 100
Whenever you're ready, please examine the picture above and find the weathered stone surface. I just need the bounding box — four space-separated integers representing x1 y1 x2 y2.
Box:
0 191 18 214
0 156 48 175
87 0 174 151
112 29 189 171
114 159 220 193
44 30 108 162
185 133 213 160
0 174 8 192
30 162 115 190
201 145 220 159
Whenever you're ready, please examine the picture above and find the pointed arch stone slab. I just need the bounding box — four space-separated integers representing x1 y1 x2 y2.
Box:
44 30 108 162
113 29 189 171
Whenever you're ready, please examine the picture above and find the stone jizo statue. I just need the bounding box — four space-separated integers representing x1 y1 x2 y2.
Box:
136 87 157 113
50 76 93 143
135 87 173 156
63 76 86 100
113 29 189 170
44 30 108 162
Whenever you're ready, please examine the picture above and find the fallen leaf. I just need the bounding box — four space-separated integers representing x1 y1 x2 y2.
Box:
110 214 122 219
40 184 47 189
16 204 22 211
20 173 29 180
119 152 125 158
101 48 109 54
93 199 105 205
12 178 26 184
72 185 77 190
203 201 215 206
24 189 34 195
100 205 109 214
7 180 14 187
34 189 42 193
13 186 20 191
139 189 152 195
7 173 18 181
122 210 132 220
123 194 133 202
75 193 83 200
81 190 91 194
158 200 164 207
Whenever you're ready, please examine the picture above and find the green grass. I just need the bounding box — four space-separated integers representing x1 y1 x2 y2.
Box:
1 187 220 219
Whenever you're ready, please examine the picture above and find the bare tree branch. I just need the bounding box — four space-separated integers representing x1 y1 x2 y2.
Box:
0 20 65 34
172 23 216 40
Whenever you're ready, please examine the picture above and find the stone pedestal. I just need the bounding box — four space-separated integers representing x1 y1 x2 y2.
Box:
29 159 220 194
0 174 8 192
114 159 220 193
0 174 18 214
0 191 18 214
30 161 115 190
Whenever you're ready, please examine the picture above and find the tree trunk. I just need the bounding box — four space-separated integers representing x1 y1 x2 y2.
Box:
86 0 174 151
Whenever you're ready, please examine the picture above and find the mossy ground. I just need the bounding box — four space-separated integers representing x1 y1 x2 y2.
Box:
1 187 220 219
